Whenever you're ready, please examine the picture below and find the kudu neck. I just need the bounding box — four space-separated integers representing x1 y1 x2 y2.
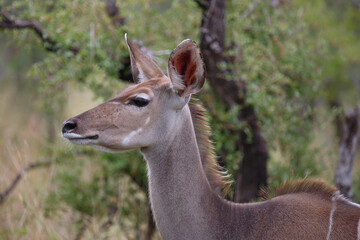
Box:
141 105 225 239
140 105 261 239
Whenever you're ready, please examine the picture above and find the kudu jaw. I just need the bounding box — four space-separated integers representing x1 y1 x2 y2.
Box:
62 36 206 152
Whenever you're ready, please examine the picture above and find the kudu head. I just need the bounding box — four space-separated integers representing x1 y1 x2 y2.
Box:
62 35 205 153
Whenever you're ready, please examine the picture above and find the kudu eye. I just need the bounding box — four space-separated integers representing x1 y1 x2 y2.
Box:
129 97 150 107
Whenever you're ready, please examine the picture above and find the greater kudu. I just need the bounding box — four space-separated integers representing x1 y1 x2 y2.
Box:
62 36 360 240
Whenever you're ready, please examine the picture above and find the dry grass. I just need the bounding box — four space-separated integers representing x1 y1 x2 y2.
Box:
0 85 160 240
0 85 78 239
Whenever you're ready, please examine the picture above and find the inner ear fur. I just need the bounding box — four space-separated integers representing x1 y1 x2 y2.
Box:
125 34 165 84
168 39 206 97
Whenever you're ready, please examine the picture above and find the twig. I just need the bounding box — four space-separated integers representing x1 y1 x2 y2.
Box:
241 0 261 19
0 160 55 204
270 0 284 8
0 10 79 55
99 204 118 231
74 217 91 240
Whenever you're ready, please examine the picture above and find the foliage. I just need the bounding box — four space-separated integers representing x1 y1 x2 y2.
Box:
1 0 360 238
204 0 327 187
1 0 200 237
294 0 360 106
44 148 148 236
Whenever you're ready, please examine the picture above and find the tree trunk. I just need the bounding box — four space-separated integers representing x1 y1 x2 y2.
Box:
198 0 268 202
335 106 359 199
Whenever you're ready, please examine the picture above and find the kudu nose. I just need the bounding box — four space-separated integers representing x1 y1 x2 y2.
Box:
62 120 77 134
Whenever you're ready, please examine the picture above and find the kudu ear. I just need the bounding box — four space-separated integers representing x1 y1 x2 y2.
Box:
125 34 165 83
168 39 206 98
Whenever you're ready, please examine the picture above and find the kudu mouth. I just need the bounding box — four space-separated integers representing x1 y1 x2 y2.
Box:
62 133 99 140
62 120 99 143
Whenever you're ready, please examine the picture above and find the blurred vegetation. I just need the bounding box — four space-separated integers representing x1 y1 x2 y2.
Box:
1 0 360 239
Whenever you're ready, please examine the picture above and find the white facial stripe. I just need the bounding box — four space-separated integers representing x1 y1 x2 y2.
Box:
122 127 143 145
63 132 84 139
108 101 121 105
136 92 151 100
145 117 150 125
68 138 95 145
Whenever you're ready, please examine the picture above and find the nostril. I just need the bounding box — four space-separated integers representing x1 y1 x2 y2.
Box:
62 120 77 134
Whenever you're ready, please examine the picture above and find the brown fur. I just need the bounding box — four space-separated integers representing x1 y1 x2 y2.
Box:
261 178 338 200
168 39 205 97
188 99 341 202
115 78 167 103
189 100 232 196
126 37 164 83
187 100 341 202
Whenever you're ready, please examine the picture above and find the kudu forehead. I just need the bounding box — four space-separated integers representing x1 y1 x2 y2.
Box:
114 78 170 102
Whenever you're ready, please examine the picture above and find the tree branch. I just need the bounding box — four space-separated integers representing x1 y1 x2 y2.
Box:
194 0 210 11
74 217 91 240
241 0 261 19
0 10 79 55
270 0 285 8
199 0 268 203
335 106 360 199
0 160 55 204
105 0 125 26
